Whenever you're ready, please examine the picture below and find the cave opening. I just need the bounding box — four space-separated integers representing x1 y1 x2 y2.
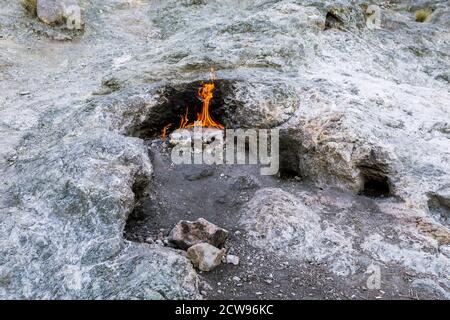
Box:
278 129 302 180
130 79 237 139
324 12 344 30
427 194 450 226
359 174 391 198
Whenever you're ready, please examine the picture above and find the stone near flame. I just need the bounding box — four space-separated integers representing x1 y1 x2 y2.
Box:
187 243 226 272
168 218 229 250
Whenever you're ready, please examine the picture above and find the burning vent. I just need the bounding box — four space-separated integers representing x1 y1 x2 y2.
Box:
130 76 237 139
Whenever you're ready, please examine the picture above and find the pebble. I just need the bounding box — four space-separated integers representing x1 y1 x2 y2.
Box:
145 237 154 244
226 255 240 266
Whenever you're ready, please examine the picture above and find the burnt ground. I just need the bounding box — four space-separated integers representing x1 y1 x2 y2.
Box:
124 139 441 300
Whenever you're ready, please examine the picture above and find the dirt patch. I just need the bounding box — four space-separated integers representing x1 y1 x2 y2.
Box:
123 141 441 300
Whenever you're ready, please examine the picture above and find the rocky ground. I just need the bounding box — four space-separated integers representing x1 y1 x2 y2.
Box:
0 0 449 299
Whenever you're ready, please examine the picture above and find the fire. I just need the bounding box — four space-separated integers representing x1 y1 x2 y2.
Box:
160 69 224 139
179 69 224 130
161 123 172 139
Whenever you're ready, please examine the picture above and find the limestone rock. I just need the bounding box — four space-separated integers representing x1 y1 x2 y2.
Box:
187 243 226 272
240 188 323 258
226 255 240 266
36 0 84 30
37 0 65 25
2 0 450 299
168 218 229 250
0 129 200 299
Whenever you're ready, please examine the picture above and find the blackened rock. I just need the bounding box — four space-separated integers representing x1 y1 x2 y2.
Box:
169 218 229 250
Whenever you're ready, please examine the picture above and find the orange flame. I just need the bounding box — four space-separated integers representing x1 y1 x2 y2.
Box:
161 123 172 139
179 69 224 130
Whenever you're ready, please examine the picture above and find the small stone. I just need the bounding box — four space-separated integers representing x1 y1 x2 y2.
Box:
255 291 262 295
36 0 84 30
186 243 226 272
37 0 65 25
232 276 241 282
226 254 240 266
168 218 228 250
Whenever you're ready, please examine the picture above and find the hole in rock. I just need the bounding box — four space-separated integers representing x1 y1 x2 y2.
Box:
279 168 300 180
124 175 157 242
129 178 149 221
359 172 391 198
278 129 302 180
324 12 344 30
130 79 238 139
427 194 450 227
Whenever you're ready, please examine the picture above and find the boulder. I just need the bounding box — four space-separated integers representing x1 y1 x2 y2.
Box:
240 188 358 276
36 0 84 30
0 128 200 299
37 0 64 25
168 218 229 250
187 243 226 272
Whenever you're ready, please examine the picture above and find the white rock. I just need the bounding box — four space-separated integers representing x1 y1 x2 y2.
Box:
36 0 84 30
226 254 240 266
187 243 226 272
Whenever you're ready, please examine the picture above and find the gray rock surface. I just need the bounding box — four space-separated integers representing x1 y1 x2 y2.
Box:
241 188 450 296
0 0 449 299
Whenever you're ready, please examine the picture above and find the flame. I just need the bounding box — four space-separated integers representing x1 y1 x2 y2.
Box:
161 123 172 139
178 69 224 130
